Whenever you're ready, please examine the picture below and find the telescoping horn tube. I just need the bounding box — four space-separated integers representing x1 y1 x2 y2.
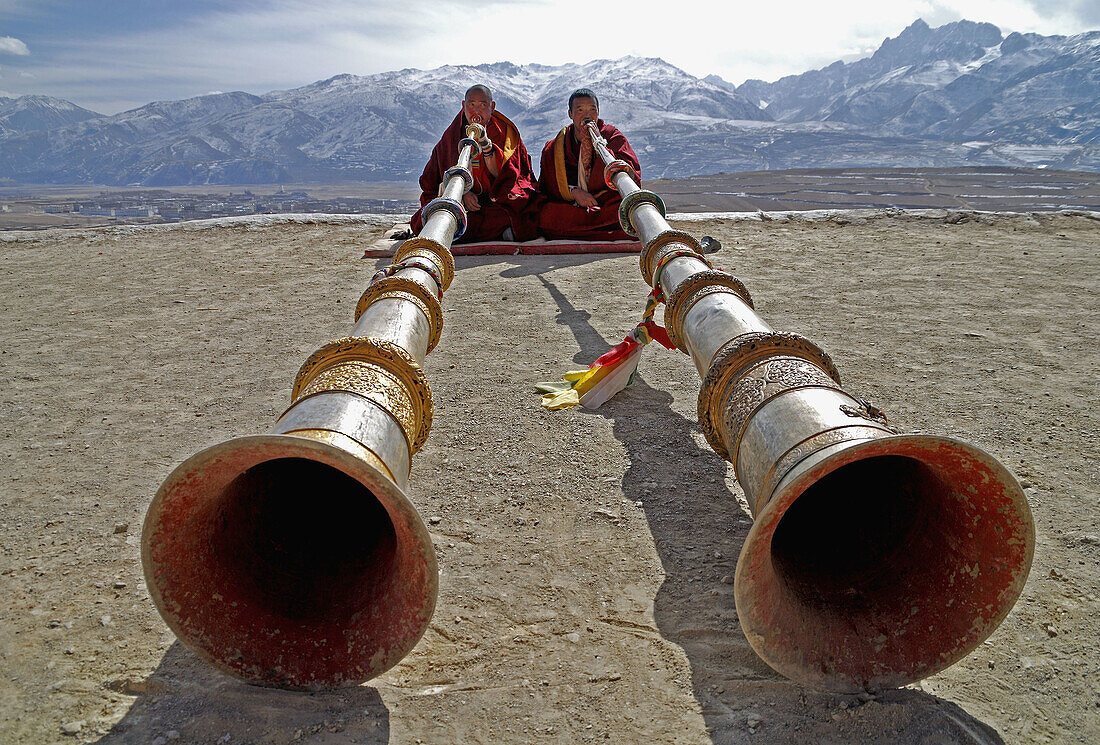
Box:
141 128 483 690
585 122 1034 692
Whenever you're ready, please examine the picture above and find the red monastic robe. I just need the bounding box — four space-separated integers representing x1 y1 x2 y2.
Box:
537 119 641 241
411 109 538 243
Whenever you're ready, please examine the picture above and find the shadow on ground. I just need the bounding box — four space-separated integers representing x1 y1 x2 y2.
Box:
96 643 389 745
533 269 1006 745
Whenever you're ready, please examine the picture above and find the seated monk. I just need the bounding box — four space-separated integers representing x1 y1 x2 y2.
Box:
537 88 641 241
410 84 538 242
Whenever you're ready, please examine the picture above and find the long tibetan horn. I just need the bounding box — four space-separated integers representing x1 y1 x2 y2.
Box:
584 120 1034 692
140 126 483 689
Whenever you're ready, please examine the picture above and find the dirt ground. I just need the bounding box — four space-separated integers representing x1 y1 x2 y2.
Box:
1 209 1097 744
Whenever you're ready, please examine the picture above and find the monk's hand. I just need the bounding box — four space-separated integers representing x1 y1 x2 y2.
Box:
465 124 492 154
571 187 599 210
462 191 481 212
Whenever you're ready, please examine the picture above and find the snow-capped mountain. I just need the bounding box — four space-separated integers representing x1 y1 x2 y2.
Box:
2 19 1098 185
734 19 1100 144
0 56 769 184
0 95 101 135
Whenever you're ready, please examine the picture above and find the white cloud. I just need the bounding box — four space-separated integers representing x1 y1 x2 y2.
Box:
0 36 30 56
920 0 1098 35
6 0 1099 113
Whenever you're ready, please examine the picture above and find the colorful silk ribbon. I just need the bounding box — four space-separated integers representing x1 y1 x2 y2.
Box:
536 287 675 410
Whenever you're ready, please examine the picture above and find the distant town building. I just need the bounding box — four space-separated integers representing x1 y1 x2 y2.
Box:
116 206 157 218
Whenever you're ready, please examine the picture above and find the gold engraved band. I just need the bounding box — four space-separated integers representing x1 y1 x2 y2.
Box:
355 275 444 354
698 332 841 460
283 428 399 484
640 229 703 286
394 236 455 292
752 425 888 515
292 337 433 453
663 270 755 350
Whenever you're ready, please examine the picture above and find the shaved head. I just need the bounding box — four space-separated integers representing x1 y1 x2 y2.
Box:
465 84 493 102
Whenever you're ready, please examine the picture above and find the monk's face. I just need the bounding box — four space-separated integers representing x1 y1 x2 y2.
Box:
462 90 495 126
569 97 599 136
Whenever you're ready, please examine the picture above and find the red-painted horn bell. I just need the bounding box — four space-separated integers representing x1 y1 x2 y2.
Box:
142 435 438 689
735 434 1033 691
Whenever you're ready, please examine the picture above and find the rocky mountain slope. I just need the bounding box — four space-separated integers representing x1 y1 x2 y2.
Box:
734 19 1100 144
0 95 100 136
1 19 1098 185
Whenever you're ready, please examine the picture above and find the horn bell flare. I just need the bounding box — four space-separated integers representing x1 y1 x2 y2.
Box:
734 434 1034 692
141 434 438 690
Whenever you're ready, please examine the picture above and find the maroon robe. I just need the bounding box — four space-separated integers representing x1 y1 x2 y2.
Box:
537 119 641 241
411 109 538 243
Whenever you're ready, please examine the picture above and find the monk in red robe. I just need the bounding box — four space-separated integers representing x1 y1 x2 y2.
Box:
537 88 641 241
411 84 538 242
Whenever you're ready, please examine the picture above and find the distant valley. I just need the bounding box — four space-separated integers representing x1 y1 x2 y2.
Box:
4 167 1098 231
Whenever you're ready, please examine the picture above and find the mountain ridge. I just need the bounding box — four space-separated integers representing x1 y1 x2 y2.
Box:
2 20 1098 185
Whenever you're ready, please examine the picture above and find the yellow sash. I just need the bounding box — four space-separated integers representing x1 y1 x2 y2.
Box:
551 126 572 202
492 111 522 163
551 125 609 202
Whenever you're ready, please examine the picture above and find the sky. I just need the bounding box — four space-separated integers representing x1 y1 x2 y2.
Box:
1 0 1098 115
